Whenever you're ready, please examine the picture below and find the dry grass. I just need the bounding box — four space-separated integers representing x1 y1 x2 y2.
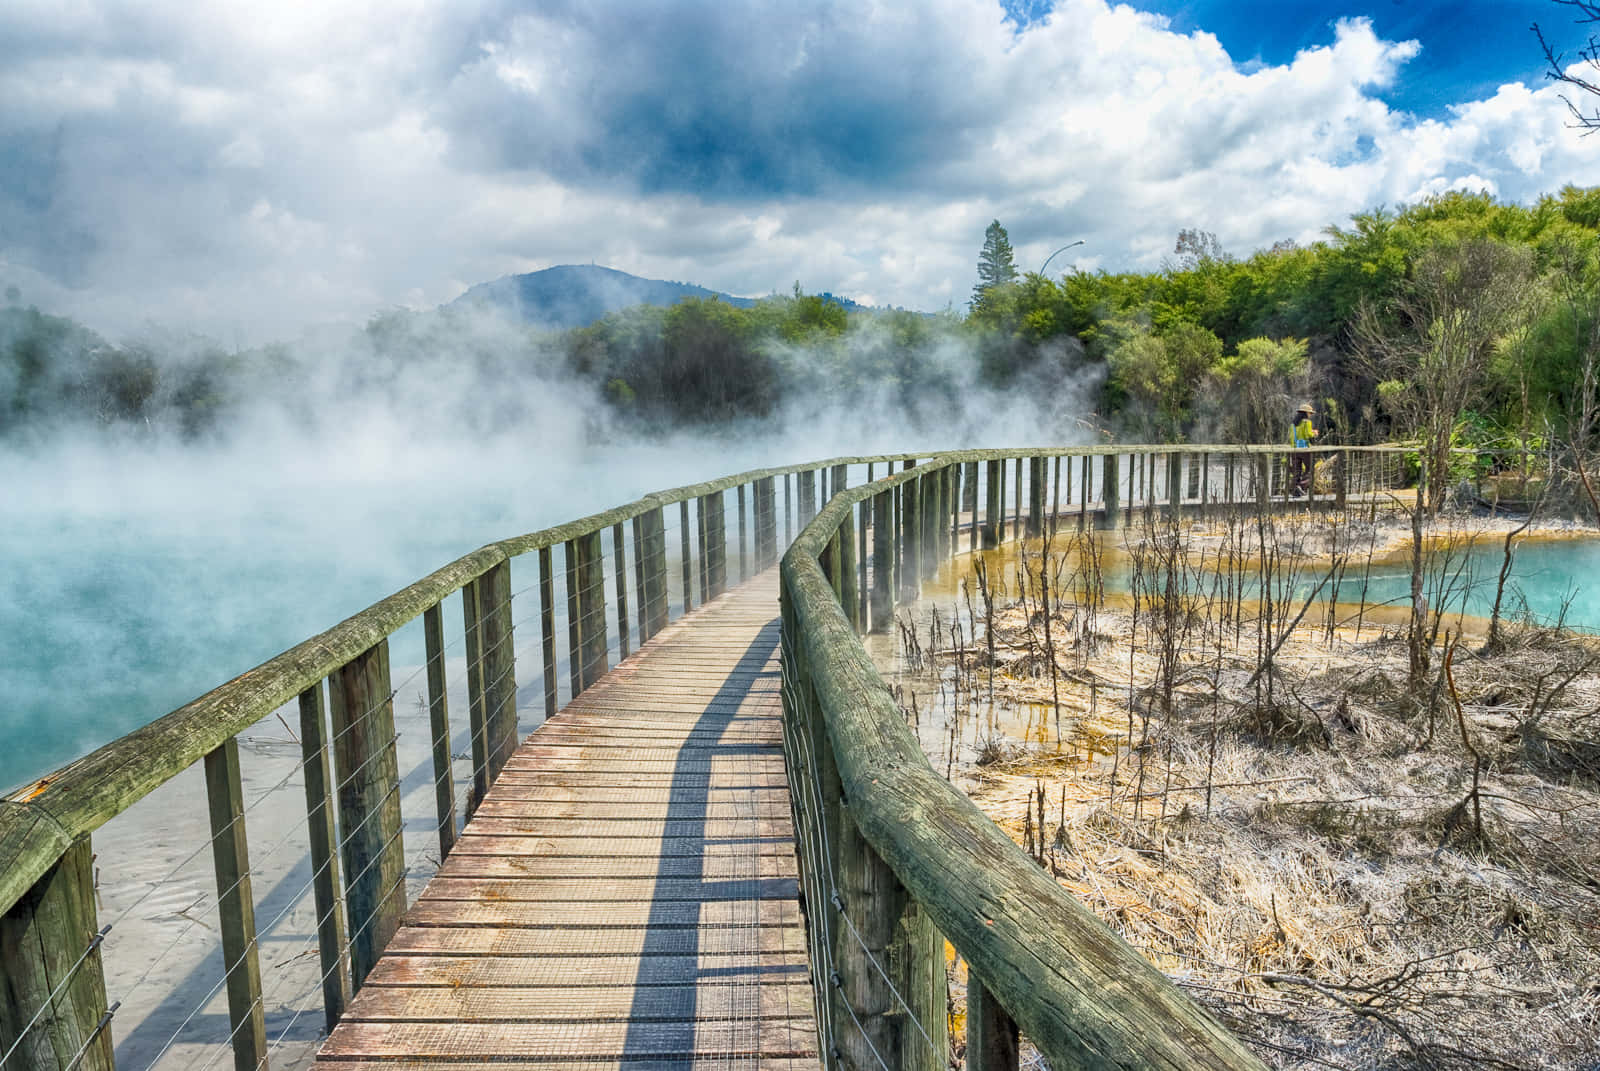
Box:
889 512 1600 1071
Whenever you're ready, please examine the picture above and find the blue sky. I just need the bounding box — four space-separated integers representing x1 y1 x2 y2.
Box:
0 0 1595 341
1080 0 1551 116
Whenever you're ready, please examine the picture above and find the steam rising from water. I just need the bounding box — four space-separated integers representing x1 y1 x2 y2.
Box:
2 307 1103 790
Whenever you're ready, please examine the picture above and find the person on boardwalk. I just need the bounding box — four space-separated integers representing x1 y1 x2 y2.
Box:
1289 403 1317 496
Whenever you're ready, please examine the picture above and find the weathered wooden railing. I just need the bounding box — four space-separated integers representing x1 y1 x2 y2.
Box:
0 443 1419 1071
778 444 1423 1071
0 453 931 1071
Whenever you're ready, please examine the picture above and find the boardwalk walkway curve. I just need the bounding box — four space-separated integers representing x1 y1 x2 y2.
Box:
0 445 1422 1071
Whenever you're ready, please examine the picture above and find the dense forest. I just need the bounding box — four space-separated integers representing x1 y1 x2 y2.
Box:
5 187 1598 507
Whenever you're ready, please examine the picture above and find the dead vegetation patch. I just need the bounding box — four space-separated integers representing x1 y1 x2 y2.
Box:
882 507 1600 1071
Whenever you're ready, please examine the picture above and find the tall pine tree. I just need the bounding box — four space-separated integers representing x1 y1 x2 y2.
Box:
972 220 1018 308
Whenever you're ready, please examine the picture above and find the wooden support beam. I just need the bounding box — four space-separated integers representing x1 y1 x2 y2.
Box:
477 558 517 781
737 482 749 582
833 791 948 1071
631 515 648 646
839 512 860 632
460 578 488 814
857 486 870 630
755 477 777 569
421 608 455 861
299 683 351 1031
982 460 1002 548
679 500 694 613
0 839 112 1071
798 469 817 525
696 496 710 606
1099 454 1121 531
204 736 268 1071
612 523 630 661
899 475 921 600
870 489 894 633
539 546 558 718
328 640 406 990
703 491 727 598
1028 456 1047 537
1168 451 1183 516
639 508 669 638
574 530 608 690
966 976 1019 1071
1013 457 1024 542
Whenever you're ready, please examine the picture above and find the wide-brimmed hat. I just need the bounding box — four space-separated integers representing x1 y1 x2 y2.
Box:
1295 403 1313 414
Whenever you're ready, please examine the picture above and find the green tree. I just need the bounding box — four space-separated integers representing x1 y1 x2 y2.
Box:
972 220 1018 311
1355 239 1536 509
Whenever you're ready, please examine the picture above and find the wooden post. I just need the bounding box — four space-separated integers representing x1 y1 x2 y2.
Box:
967 976 1020 1071
632 516 648 644
1167 452 1183 517
679 500 694 613
204 737 267 1071
539 546 558 718
1256 454 1271 514
696 496 710 606
639 508 669 637
737 483 749 581
299 683 351 1030
840 513 861 632
784 473 793 544
1013 458 1024 542
950 463 964 549
477 559 517 781
831 463 849 498
870 489 894 633
799 469 817 525
1081 453 1092 530
857 487 870 629
755 477 777 569
421 607 456 861
1051 456 1062 536
1199 452 1210 519
982 460 1002 548
1336 450 1349 511
1028 457 1046 537
612 523 630 660
833 800 948 1071
461 578 488 811
575 530 608 690
899 475 921 600
964 461 979 551
328 640 406 990
703 491 727 597
1099 454 1121 531
0 839 113 1071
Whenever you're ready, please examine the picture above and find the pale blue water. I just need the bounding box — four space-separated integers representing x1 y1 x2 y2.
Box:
1344 537 1599 632
6 443 1596 795
1 434 798 793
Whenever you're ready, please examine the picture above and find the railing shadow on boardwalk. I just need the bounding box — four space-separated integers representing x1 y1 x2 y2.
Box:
620 621 796 1054
1 444 1433 1071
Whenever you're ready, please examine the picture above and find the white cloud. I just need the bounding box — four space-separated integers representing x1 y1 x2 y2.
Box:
0 0 1594 343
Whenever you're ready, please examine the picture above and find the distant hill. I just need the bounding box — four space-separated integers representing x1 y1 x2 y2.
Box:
448 264 865 329
448 265 759 329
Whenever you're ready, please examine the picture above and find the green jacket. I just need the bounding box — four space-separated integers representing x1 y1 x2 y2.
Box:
1292 417 1315 449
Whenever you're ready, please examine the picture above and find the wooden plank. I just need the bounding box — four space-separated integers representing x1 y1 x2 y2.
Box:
363 952 808 989
416 877 798 903
337 981 814 1022
320 1019 817 1060
397 899 800 929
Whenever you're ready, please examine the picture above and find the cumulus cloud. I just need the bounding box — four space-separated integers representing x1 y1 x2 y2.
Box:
0 0 1595 342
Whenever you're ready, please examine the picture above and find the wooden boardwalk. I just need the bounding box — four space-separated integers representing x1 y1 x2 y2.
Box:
317 572 819 1069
